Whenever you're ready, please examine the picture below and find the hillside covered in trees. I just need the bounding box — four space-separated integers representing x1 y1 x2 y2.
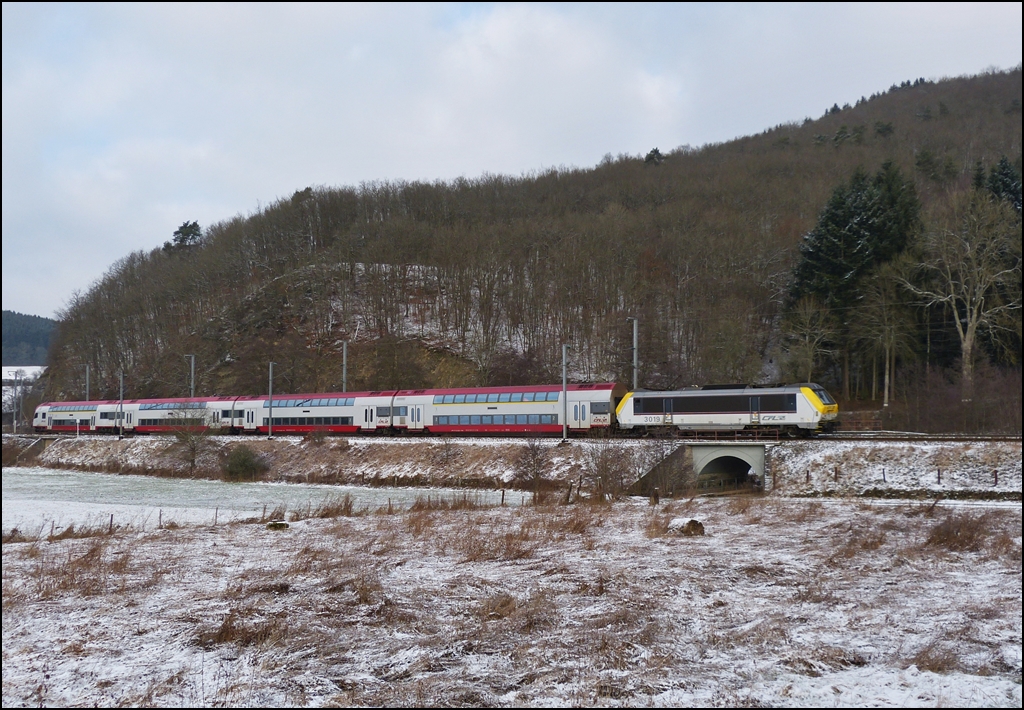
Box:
3 311 55 366
44 69 1022 432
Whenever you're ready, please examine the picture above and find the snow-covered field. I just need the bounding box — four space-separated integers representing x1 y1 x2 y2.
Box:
2 475 1020 707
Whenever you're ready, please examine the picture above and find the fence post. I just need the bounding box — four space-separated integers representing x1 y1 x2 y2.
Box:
882 468 886 483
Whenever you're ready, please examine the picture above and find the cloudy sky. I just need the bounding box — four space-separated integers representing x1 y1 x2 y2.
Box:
2 2 1021 320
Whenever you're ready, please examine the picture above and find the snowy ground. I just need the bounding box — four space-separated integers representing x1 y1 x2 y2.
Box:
768 440 1021 498
2 481 1020 707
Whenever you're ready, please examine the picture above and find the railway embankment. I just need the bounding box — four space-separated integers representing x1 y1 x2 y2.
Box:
1 434 662 491
4 434 1021 499
768 438 1022 500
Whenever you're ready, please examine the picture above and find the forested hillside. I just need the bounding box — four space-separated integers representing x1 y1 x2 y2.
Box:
3 311 55 366
44 69 1022 432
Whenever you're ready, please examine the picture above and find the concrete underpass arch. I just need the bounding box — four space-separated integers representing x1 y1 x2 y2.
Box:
690 444 766 488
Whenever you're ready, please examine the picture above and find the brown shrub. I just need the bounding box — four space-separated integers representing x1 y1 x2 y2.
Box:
643 512 672 538
909 642 963 674
925 513 989 552
2 528 32 544
406 510 434 536
195 609 286 649
479 592 518 620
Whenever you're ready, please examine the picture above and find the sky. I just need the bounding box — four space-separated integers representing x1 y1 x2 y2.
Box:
2 3 1021 320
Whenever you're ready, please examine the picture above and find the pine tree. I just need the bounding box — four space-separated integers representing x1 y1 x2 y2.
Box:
987 156 1022 213
788 164 920 396
790 164 918 310
972 161 987 191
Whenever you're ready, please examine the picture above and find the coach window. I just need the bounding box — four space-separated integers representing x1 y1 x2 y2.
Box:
510 393 523 402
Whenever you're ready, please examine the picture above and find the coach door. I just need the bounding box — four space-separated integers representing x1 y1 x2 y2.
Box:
749 396 760 425
362 406 376 431
571 401 591 430
244 408 257 432
409 405 424 431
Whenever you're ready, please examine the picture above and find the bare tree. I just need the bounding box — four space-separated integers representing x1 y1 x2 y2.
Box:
512 439 550 502
169 407 217 477
782 296 836 383
901 192 1021 401
851 264 917 407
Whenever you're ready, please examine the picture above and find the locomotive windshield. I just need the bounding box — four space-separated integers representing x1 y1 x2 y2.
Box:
812 387 836 405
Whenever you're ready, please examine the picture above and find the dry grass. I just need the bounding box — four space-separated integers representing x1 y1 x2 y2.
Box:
406 510 434 537
925 512 993 552
2 527 35 544
781 501 825 523
542 506 602 537
3 495 1021 707
726 496 755 515
194 607 287 649
452 518 536 562
285 494 362 521
832 525 888 559
643 511 673 538
908 642 964 674
784 645 867 677
30 538 132 599
409 492 492 512
478 591 518 620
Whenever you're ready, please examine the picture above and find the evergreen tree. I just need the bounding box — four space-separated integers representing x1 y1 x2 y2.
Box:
790 163 918 310
163 221 202 252
987 156 1022 213
972 161 987 191
790 168 877 311
788 164 920 396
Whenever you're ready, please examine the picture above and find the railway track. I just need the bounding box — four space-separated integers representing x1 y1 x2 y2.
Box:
819 432 1022 443
17 431 1021 444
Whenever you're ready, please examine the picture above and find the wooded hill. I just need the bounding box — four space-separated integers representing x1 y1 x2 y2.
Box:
3 311 55 366
44 68 1022 432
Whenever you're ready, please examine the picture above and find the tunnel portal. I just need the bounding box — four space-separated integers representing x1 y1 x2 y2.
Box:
690 444 766 492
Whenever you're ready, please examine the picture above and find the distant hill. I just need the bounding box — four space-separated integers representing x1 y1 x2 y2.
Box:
2 311 56 365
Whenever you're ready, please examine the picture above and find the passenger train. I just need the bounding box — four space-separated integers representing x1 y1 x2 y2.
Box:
32 382 839 436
